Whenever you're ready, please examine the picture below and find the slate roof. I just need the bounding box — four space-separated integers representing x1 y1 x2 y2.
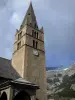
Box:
0 57 20 80
14 78 33 84
11 78 39 88
0 77 39 90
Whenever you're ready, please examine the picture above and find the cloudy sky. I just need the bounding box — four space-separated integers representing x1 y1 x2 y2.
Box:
0 0 75 68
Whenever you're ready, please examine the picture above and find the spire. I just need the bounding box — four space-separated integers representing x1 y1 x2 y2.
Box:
40 27 44 33
20 2 38 29
30 1 32 5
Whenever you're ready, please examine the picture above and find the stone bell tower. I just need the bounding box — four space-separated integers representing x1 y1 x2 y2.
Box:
12 2 47 100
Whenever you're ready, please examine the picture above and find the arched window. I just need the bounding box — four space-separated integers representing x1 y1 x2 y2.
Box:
35 23 37 28
34 32 37 38
32 30 36 38
36 41 38 49
30 23 32 25
18 31 22 40
28 13 30 15
32 30 38 39
13 91 30 100
17 41 21 50
33 40 35 48
37 32 38 39
32 30 34 37
36 98 39 100
0 92 7 100
33 40 38 49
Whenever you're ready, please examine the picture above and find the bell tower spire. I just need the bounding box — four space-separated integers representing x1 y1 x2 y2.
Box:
20 2 38 29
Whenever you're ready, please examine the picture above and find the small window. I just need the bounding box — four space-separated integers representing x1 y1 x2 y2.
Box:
28 13 30 15
0 92 7 100
34 32 37 38
33 40 38 49
36 98 39 100
30 23 31 25
17 41 21 50
33 40 35 48
18 32 22 40
37 32 38 39
32 30 36 38
32 30 34 36
36 41 38 49
35 23 37 28
35 24 38 29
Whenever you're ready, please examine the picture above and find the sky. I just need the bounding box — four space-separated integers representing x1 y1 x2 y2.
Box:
0 0 75 68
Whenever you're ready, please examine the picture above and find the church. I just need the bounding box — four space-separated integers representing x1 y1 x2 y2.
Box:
0 2 47 100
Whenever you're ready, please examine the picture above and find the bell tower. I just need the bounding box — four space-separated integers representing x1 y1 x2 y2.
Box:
12 2 47 100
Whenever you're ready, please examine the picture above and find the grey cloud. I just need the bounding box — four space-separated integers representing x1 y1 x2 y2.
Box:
0 0 8 9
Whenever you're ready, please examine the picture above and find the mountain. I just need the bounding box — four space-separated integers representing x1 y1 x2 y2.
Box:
46 67 58 71
46 65 68 71
55 74 75 98
47 63 75 100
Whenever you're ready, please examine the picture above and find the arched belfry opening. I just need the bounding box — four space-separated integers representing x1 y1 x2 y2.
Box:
13 91 31 100
0 92 7 100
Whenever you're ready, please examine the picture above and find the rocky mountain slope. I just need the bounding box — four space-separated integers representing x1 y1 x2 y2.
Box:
46 64 75 99
55 74 75 97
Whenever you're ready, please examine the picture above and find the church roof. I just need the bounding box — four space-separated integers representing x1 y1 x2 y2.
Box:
0 58 39 89
0 57 20 80
11 78 39 88
0 77 39 90
14 78 32 84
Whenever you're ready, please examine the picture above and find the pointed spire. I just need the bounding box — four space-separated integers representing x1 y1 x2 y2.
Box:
20 2 38 29
30 1 32 5
40 27 44 33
